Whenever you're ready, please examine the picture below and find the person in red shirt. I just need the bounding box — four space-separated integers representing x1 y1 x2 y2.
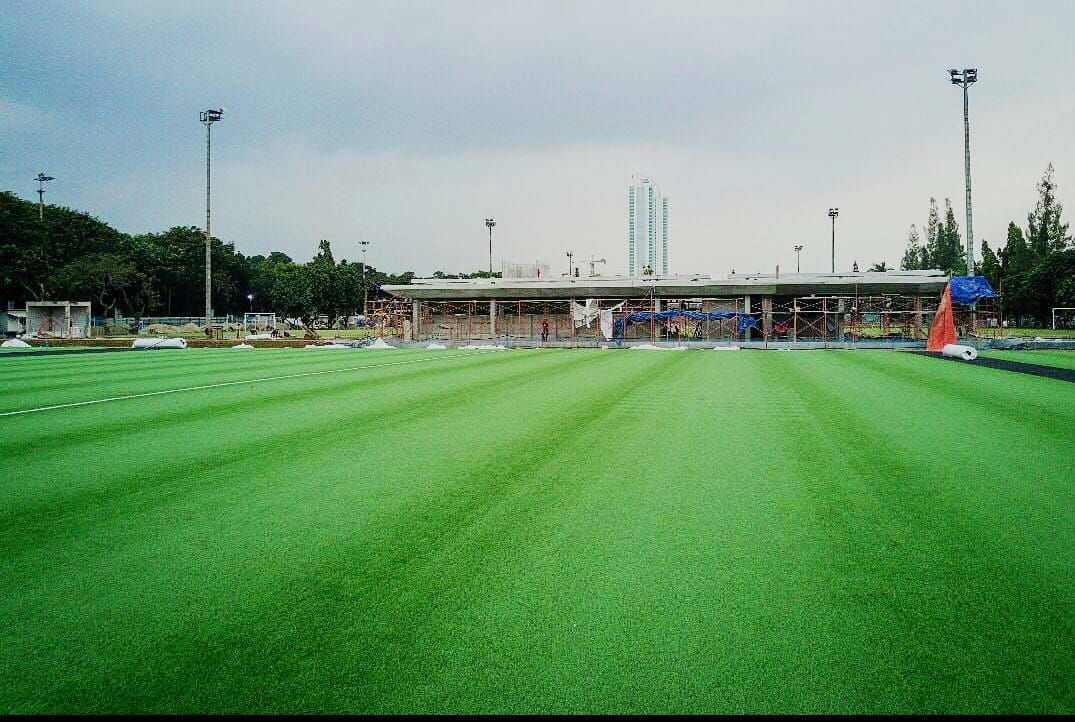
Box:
541 318 549 343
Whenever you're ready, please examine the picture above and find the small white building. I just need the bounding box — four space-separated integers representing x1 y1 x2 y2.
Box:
26 301 93 338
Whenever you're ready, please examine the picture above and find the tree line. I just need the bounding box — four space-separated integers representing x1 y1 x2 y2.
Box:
0 191 496 324
900 164 1074 325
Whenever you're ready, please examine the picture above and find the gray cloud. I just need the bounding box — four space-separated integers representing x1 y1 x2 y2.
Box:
2 0 1074 275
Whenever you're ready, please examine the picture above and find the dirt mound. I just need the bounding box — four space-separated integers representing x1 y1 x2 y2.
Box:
144 323 180 335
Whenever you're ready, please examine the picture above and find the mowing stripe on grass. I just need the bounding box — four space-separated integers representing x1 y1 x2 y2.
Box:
0 350 496 418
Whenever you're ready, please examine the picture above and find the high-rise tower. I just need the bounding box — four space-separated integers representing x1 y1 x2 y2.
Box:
627 176 669 276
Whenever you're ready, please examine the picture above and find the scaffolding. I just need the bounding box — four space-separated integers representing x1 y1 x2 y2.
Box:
368 292 1002 347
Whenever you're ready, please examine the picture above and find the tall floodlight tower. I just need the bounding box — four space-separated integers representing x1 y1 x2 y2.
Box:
794 244 804 273
34 173 55 220
359 240 371 315
949 68 978 276
200 108 224 330
485 218 496 275
828 208 839 273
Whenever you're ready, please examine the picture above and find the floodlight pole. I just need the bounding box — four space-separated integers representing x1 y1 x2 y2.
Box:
794 244 804 273
485 218 496 275
566 251 574 277
828 208 839 273
949 68 977 276
359 240 370 315
34 173 55 220
200 108 224 330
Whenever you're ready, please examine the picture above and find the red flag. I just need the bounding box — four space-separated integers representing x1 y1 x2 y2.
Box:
926 283 957 351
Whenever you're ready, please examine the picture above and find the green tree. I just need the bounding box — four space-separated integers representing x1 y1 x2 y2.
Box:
933 199 966 275
269 263 313 322
1026 163 1071 257
51 252 154 319
978 239 1001 289
923 198 941 269
901 224 925 270
305 240 346 320
868 261 889 272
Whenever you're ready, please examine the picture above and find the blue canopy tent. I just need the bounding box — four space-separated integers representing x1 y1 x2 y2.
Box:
948 275 997 305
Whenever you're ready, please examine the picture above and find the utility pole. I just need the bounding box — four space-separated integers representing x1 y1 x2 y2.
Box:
34 173 55 220
828 208 839 273
359 240 370 316
949 68 978 276
485 218 496 275
200 108 224 330
794 244 803 273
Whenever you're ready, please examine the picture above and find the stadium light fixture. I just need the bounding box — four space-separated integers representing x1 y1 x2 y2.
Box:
948 67 978 276
200 107 225 330
485 218 496 275
359 240 371 315
828 208 839 273
34 172 55 220
794 244 804 273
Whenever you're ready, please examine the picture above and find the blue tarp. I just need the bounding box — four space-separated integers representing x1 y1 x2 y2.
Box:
613 309 757 337
949 275 997 305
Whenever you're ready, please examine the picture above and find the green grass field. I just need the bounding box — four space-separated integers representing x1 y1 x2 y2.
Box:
1 348 1073 714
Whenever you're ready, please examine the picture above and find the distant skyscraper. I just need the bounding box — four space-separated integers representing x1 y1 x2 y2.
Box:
626 176 669 276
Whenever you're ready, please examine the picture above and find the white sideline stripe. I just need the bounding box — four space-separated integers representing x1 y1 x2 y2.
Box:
0 351 490 418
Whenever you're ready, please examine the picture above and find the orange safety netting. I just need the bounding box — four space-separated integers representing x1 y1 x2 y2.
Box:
926 283 957 351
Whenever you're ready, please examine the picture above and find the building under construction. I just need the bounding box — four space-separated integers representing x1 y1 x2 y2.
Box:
377 270 999 347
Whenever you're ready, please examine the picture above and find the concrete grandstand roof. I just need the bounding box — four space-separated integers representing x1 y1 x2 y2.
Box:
382 270 949 301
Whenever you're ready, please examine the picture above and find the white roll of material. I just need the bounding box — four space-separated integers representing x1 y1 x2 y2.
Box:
941 343 978 361
132 337 188 350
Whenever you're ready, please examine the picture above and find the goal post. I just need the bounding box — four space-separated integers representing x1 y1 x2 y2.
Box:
1052 307 1075 330
243 313 277 332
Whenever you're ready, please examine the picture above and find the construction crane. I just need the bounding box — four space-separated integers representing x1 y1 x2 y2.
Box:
588 257 607 276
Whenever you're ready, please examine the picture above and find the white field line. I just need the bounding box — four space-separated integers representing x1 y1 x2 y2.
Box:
0 351 490 419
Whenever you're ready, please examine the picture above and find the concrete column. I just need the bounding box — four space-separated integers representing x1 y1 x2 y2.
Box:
762 296 772 338
743 294 751 341
412 301 420 340
914 297 922 341
489 300 496 338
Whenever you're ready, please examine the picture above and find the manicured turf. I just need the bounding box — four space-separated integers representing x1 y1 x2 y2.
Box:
979 349 1075 371
1 348 1073 713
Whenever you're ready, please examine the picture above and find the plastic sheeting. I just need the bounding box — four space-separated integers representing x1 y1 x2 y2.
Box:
926 285 957 351
367 338 397 349
613 309 756 338
1 338 31 349
949 275 997 305
132 337 188 349
942 343 978 361
571 299 600 329
629 344 688 351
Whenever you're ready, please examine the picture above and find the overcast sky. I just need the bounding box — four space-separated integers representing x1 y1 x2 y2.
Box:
3 0 1074 276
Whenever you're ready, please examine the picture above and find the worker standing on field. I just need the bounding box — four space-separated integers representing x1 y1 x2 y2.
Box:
541 318 549 344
